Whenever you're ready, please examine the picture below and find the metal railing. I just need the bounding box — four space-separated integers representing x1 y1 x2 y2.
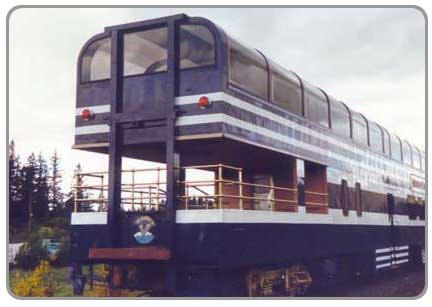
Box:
73 164 328 213
73 167 167 213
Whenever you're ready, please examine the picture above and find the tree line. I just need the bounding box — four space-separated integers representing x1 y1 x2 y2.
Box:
9 140 82 234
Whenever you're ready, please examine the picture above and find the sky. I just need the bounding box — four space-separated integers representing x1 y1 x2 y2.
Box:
8 7 426 190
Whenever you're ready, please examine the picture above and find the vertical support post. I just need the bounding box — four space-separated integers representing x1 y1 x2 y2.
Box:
107 29 123 248
185 183 189 209
131 169 135 211
179 167 185 210
99 175 104 212
239 169 243 210
164 17 183 296
149 185 152 211
156 167 160 210
218 164 223 209
89 263 94 290
74 172 79 213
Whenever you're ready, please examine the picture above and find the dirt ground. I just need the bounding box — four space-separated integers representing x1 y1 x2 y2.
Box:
309 264 426 298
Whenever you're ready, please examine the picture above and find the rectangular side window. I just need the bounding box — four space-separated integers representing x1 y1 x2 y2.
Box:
340 179 349 216
229 37 268 100
355 182 363 217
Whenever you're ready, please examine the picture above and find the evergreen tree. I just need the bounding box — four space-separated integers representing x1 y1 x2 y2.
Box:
21 153 37 226
49 150 64 215
9 140 21 203
9 140 24 226
32 153 50 219
66 163 92 212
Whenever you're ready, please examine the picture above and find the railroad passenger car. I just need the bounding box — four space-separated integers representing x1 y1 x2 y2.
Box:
70 14 425 296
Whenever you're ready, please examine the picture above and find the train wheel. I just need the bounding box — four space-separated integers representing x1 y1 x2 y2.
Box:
246 265 312 297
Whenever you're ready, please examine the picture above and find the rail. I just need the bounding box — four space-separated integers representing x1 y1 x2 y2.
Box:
73 164 328 214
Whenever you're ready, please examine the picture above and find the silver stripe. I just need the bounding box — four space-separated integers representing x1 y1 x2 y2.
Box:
395 245 409 251
74 94 424 181
71 212 107 225
73 115 419 196
376 255 392 261
176 114 409 184
376 262 392 269
225 133 411 197
75 124 110 135
394 259 409 265
175 92 422 178
376 247 393 254
176 209 425 227
76 104 110 116
395 252 409 258
70 209 424 227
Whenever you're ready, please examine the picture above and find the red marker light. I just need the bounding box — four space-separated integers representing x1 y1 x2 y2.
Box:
81 108 94 121
198 96 211 109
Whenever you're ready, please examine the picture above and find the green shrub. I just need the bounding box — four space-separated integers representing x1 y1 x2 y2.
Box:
14 241 49 270
14 224 71 269
51 237 70 267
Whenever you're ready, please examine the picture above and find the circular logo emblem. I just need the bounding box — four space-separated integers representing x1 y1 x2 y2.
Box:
134 216 156 245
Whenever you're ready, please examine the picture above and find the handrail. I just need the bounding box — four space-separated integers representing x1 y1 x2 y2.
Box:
73 163 328 213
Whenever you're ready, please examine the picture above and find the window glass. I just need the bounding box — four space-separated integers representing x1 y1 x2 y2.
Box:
351 112 368 146
271 62 302 115
412 147 421 169
81 37 111 82
179 24 215 69
229 38 268 100
402 140 412 166
383 129 391 156
369 122 384 153
304 81 329 127
390 135 402 161
123 27 168 76
330 100 351 138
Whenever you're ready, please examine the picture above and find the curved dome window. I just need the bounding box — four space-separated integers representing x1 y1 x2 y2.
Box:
351 112 368 146
330 100 351 138
369 122 384 153
402 140 413 166
271 63 302 116
179 24 215 69
390 134 402 161
304 82 329 128
228 37 268 100
412 147 421 169
81 37 111 82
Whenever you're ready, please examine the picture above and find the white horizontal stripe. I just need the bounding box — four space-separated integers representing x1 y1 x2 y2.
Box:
395 252 409 258
176 114 409 185
75 124 110 135
394 259 409 265
71 212 107 225
74 94 424 182
70 209 424 227
395 245 409 251
376 247 393 254
74 94 423 187
376 262 392 269
76 104 110 116
175 92 420 178
376 255 392 261
176 208 425 227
